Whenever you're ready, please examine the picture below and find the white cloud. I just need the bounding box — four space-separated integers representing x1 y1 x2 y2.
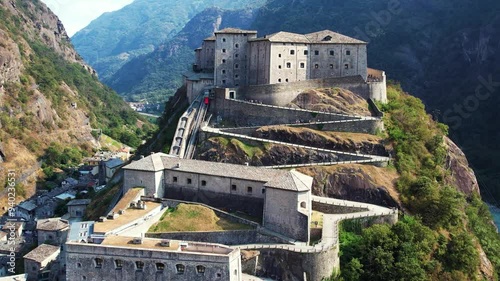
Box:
41 0 134 36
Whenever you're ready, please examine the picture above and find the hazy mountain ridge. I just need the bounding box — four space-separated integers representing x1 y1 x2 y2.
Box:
71 0 266 82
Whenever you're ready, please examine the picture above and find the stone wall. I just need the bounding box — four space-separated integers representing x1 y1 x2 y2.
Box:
164 185 265 218
312 201 369 214
146 229 288 246
66 242 240 281
242 246 339 281
217 118 383 136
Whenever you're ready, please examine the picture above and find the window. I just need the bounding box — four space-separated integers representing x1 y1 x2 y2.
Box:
217 273 222 278
278 79 282 82
300 62 305 68
234 269 238 275
196 265 206 274
262 188 266 194
82 277 86 280
286 62 291 68
94 258 103 268
176 264 185 274
48 235 53 240
278 54 282 58
315 64 319 69
304 50 308 55
222 38 226 42
344 64 349 69
329 50 334 56
247 186 253 193
222 80 226 84
346 50 351 55
32 266 36 271
173 176 178 182
285 79 289 82
235 74 239 79
231 184 237 191
115 259 123 269
290 50 295 55
235 64 239 69
136 261 144 271
77 263 82 268
278 65 282 69
222 59 226 63
235 53 239 58
300 201 307 208
314 50 319 55
222 70 226 74
235 43 239 48
229 91 235 99
201 180 207 186
187 178 192 184
330 64 334 69
156 263 165 271
222 49 226 53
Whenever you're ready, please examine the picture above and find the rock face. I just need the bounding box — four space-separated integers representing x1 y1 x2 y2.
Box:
0 29 23 84
444 137 480 196
288 88 372 116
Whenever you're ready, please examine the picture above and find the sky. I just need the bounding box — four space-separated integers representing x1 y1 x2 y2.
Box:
41 0 134 37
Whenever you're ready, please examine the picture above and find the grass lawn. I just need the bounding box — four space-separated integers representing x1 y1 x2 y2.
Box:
148 203 253 232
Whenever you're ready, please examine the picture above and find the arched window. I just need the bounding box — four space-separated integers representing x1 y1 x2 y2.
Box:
176 264 185 274
136 261 144 271
196 265 206 274
156 263 165 271
300 201 306 208
115 259 123 269
94 258 103 268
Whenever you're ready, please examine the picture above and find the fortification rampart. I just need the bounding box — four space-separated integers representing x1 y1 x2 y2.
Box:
146 230 289 246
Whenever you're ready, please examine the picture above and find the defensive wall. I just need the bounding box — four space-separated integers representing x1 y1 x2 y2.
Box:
146 230 289 246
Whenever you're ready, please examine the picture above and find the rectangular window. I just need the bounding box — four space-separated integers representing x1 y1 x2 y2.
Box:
222 49 226 53
136 261 144 271
247 186 253 193
235 64 239 69
222 59 226 63
290 50 295 55
304 50 308 55
222 70 226 74
278 65 282 69
201 180 206 186
315 64 319 69
187 178 192 184
300 62 305 68
262 189 266 194
346 50 351 55
314 50 319 55
229 91 235 99
278 53 282 58
286 62 291 68
115 260 123 269
235 43 239 48
330 64 334 69
345 64 349 69
173 176 177 182
231 184 237 191
330 50 334 56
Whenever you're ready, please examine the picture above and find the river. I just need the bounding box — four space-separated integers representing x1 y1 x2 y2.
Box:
488 203 500 230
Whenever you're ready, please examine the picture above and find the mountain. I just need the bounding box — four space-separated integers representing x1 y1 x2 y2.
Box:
71 0 266 84
105 7 259 102
0 0 154 205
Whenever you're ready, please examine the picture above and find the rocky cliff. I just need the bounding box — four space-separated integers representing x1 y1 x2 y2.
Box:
0 0 151 207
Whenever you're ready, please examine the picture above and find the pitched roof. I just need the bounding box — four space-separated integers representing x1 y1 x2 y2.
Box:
124 154 313 192
252 31 310 43
36 218 69 231
215 28 257 34
204 35 216 41
305 30 366 44
23 244 60 263
105 158 124 168
67 199 91 206
123 153 173 172
264 170 312 191
18 200 37 211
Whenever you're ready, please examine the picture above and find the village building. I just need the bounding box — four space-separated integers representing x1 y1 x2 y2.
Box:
23 244 60 281
15 201 37 221
66 199 91 219
36 218 69 246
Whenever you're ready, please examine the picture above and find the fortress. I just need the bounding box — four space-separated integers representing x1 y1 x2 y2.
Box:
63 28 396 281
184 28 387 105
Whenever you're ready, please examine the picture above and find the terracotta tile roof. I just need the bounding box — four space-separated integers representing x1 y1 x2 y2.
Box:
23 244 60 263
36 218 69 231
215 28 257 34
305 30 366 44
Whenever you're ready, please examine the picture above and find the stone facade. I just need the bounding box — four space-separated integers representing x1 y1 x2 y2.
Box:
66 238 242 281
24 244 60 281
123 154 313 242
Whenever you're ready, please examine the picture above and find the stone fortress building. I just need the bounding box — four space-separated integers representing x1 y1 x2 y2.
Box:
185 28 387 104
62 28 395 281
